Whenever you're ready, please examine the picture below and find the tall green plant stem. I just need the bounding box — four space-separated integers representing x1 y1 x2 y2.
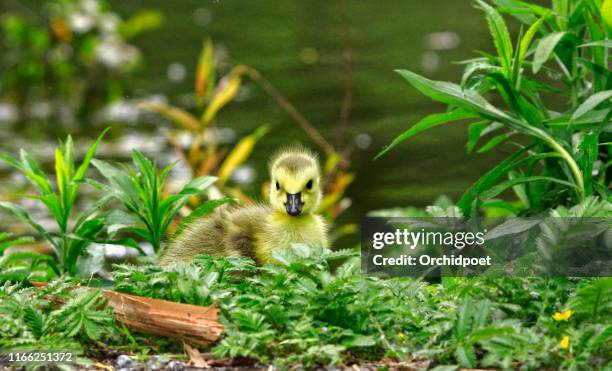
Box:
531 125 585 199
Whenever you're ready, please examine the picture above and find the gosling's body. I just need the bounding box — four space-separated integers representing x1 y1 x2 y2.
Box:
159 147 328 265
159 205 327 264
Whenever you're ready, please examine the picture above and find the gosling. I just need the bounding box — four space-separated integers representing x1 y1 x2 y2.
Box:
159 147 329 265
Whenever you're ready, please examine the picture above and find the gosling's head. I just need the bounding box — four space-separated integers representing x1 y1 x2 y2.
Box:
269 147 322 217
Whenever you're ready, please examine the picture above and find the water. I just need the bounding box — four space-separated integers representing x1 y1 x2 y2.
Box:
2 0 512 229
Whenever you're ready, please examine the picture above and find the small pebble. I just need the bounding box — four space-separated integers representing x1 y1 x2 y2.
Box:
165 360 186 371
146 355 164 370
116 354 136 368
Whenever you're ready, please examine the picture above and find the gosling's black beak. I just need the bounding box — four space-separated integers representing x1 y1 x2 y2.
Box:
285 192 302 216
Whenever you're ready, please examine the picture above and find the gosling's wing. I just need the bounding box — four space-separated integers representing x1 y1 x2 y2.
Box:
223 205 271 261
158 210 229 265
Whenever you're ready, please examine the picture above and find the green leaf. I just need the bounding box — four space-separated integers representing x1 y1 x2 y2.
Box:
533 32 567 73
456 300 472 340
477 133 513 153
518 11 550 62
466 121 489 153
179 176 217 195
455 345 475 368
377 109 477 158
55 148 69 202
82 318 101 341
476 0 514 75
63 135 75 179
0 235 34 254
395 69 512 124
0 202 48 237
572 91 612 121
73 194 112 233
31 254 59 274
472 300 490 328
342 334 376 348
105 210 141 235
91 159 140 211
131 150 156 187
479 175 578 200
545 109 612 127
579 40 612 48
460 60 501 88
457 147 531 213
74 129 109 183
602 0 612 31
0 151 52 194
468 326 514 344
23 306 44 339
485 218 542 240
0 251 47 267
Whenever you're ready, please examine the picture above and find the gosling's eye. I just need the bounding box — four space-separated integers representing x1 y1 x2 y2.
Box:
306 179 313 190
275 181 280 191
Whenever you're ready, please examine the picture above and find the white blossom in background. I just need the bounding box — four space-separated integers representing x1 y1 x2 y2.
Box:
8 171 27 186
141 94 168 107
354 133 372 149
117 132 166 154
81 0 100 15
28 101 52 120
193 8 212 26
208 127 236 144
68 12 95 33
101 101 140 124
0 103 19 124
96 37 139 69
57 106 76 125
421 51 440 73
167 62 187 83
99 13 120 35
166 160 193 193
424 31 460 50
231 165 257 184
175 131 193 148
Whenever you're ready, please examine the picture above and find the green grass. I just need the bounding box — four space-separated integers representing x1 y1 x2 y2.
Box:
2 258 610 369
109 244 612 369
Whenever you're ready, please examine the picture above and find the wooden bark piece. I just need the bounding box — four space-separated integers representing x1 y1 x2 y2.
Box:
103 291 224 346
30 282 224 346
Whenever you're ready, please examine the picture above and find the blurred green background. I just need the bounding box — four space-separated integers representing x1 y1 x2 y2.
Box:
0 0 510 226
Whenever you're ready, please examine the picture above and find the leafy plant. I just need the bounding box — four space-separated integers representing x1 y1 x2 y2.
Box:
90 150 225 252
0 0 163 124
110 246 612 369
379 0 611 215
0 279 118 353
0 232 55 283
112 255 256 306
0 130 113 276
570 277 612 319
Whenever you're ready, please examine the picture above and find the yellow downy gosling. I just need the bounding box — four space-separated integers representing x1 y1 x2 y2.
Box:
159 147 328 265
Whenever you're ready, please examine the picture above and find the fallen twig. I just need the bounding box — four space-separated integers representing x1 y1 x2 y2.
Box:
31 282 224 346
